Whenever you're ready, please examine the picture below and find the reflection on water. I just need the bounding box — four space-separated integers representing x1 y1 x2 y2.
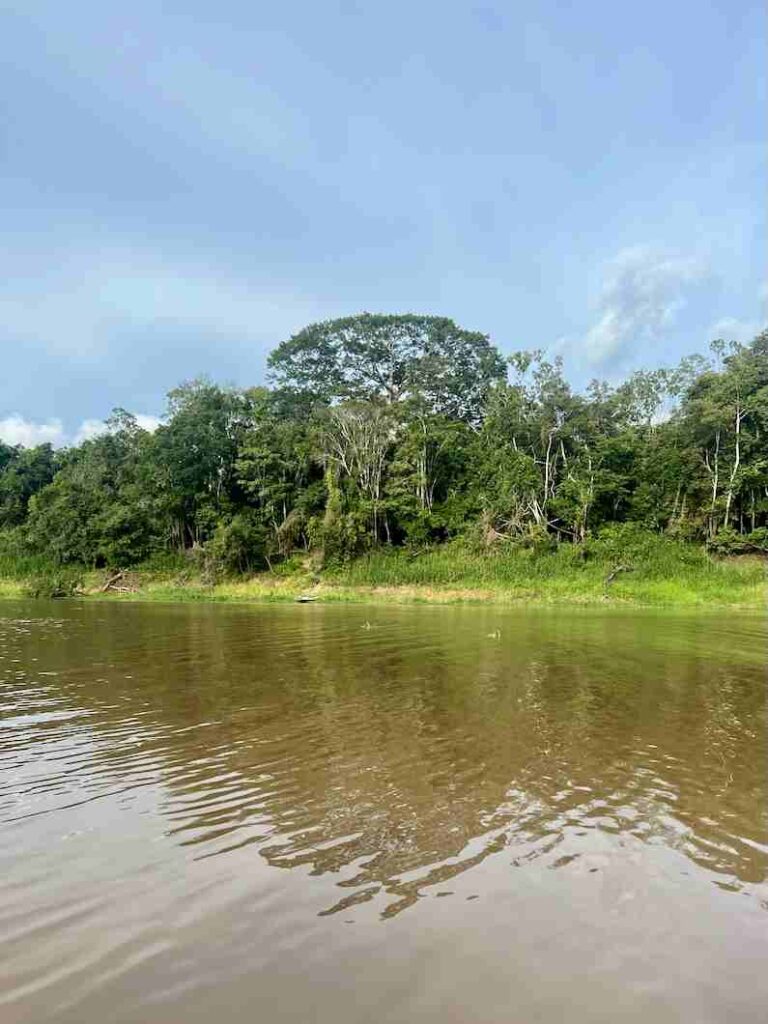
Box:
1 601 766 1023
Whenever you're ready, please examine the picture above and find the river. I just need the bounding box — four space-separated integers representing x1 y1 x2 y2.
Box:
1 600 766 1022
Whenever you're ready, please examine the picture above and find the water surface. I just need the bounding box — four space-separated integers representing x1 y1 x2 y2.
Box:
1 600 766 1022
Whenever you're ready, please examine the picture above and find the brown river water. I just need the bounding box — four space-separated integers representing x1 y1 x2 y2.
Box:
0 600 766 1023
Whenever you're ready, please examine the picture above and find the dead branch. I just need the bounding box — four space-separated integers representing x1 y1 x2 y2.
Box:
99 570 140 593
100 570 125 592
605 565 634 585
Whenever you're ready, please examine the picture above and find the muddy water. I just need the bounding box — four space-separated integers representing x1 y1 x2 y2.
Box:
0 600 766 1023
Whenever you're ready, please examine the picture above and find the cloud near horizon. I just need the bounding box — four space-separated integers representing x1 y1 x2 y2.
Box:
708 317 765 344
0 413 162 450
0 416 65 449
583 247 708 366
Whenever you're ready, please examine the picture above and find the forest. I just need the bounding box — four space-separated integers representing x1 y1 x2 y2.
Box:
1 314 767 589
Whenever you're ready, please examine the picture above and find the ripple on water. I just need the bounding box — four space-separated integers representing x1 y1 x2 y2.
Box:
0 603 766 1022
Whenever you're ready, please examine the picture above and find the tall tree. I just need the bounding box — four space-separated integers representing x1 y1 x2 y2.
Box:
153 380 252 548
267 313 506 422
0 443 58 529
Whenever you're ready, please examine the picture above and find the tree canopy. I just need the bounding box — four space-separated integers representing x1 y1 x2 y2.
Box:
1 320 767 572
267 313 506 422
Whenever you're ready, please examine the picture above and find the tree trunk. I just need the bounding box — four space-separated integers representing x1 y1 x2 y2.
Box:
705 429 721 539
724 404 742 529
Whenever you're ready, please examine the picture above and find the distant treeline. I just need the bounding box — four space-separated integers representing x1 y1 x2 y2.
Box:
1 314 767 573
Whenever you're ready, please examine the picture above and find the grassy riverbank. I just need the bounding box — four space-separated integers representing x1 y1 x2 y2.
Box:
1 533 765 607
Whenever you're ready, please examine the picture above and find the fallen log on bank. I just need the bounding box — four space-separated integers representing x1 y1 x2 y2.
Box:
99 570 140 594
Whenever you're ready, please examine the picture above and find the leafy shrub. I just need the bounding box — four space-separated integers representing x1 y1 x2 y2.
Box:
24 567 83 599
205 512 269 576
269 554 307 577
708 527 768 555
589 523 708 577
309 507 372 565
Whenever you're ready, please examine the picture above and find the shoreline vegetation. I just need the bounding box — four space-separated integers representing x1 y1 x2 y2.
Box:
1 537 765 608
2 315 768 609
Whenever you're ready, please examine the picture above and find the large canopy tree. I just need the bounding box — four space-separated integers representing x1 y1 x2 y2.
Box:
267 313 506 422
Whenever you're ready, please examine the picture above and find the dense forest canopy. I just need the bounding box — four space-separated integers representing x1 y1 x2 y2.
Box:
2 314 767 572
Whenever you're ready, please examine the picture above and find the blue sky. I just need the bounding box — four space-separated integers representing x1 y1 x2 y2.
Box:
1 0 765 445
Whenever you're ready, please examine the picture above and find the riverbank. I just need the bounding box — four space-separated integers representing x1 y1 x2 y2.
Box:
1 539 765 607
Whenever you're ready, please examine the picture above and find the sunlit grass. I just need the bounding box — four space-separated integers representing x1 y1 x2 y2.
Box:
325 537 766 607
0 578 26 598
0 529 764 608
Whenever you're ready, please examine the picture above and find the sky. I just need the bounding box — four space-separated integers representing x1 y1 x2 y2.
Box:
1 0 765 446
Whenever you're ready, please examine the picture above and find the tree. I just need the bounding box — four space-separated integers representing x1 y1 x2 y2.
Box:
235 388 325 558
23 416 158 566
4 320 768 573
153 380 252 548
324 401 395 542
0 443 58 528
267 313 506 422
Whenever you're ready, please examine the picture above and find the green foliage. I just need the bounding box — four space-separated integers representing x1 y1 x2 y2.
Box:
1 323 767 597
588 522 708 574
326 529 763 606
0 528 58 578
207 512 270 575
268 313 505 422
22 419 160 566
308 469 373 564
23 566 83 599
707 527 768 555
0 443 58 528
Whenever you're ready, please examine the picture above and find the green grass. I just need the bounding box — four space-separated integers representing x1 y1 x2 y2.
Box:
325 532 766 607
0 548 59 580
0 528 764 608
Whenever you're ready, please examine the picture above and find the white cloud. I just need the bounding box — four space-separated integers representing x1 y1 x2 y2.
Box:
0 415 65 448
72 413 162 445
708 317 763 343
0 413 161 449
73 418 109 444
135 414 162 433
584 247 707 365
